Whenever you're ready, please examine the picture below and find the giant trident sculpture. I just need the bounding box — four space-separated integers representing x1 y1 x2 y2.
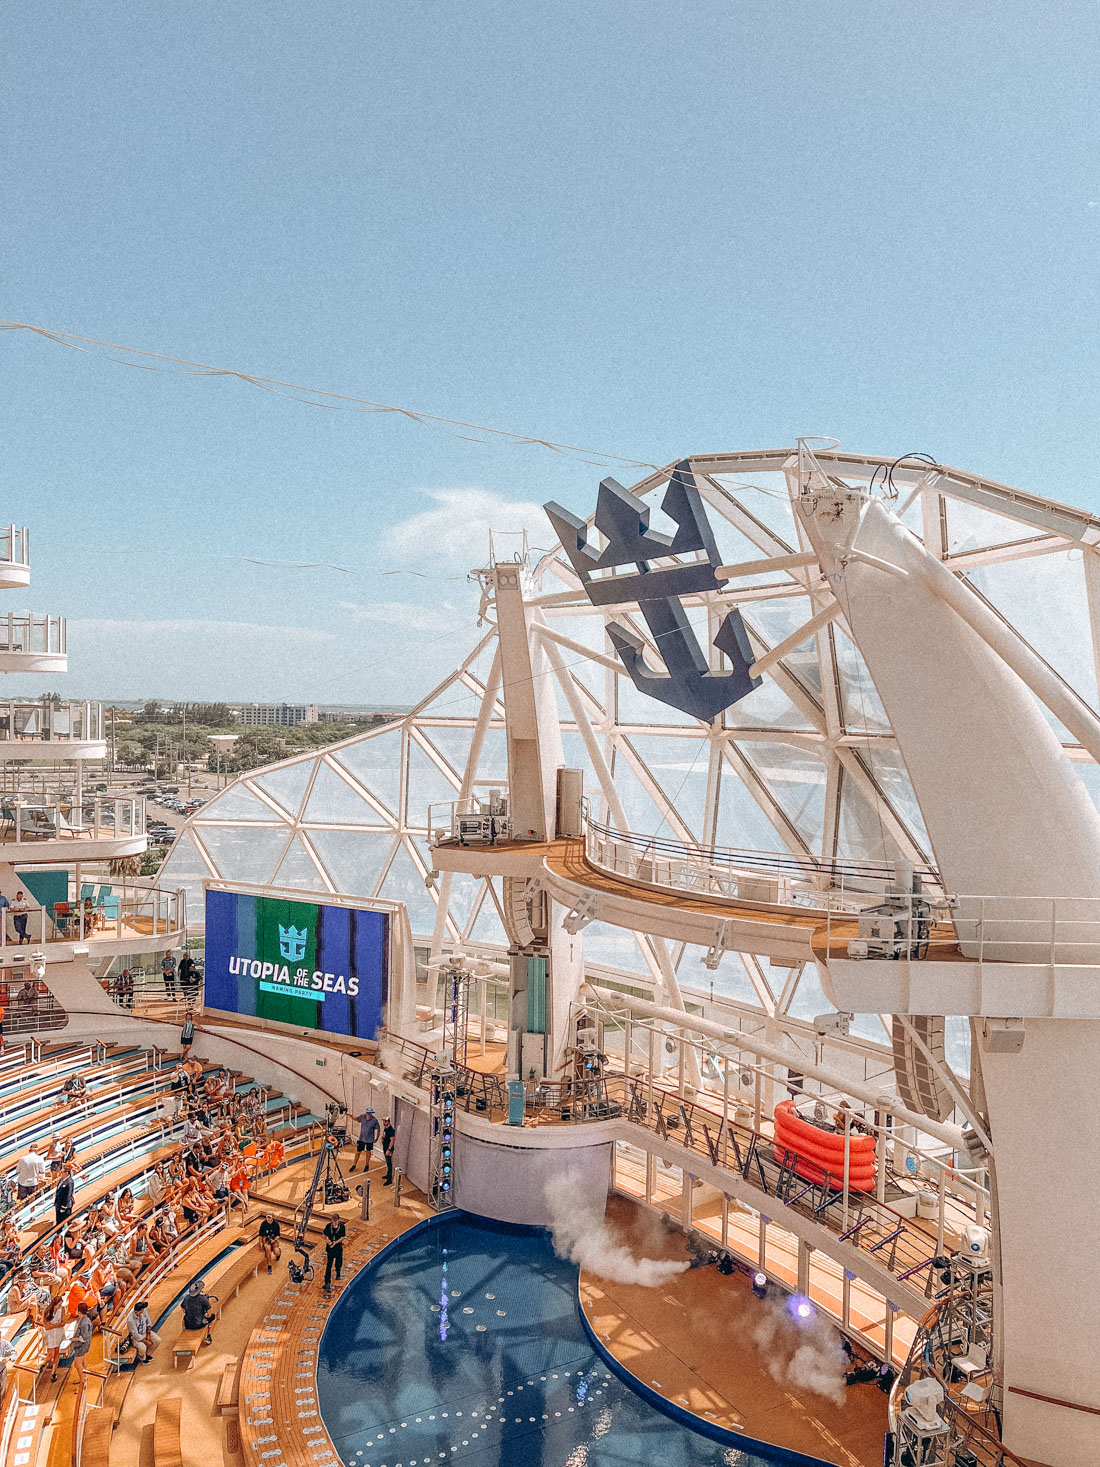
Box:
545 461 760 721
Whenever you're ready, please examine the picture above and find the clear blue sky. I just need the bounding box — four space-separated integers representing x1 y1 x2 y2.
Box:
2 1 1098 702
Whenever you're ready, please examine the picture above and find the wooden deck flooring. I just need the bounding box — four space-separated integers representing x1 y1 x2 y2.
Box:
581 1196 889 1466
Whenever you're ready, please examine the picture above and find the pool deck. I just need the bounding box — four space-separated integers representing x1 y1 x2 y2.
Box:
579 1195 889 1467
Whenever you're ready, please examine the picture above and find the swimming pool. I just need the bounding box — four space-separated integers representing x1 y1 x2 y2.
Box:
317 1211 830 1467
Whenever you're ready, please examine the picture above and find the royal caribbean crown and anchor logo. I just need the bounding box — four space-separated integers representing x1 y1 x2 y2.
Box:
278 924 309 963
545 460 761 721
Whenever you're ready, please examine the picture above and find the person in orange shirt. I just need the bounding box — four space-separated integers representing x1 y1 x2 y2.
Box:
228 1162 250 1220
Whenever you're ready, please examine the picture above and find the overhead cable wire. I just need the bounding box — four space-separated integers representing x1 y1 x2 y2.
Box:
0 317 656 470
1 317 800 505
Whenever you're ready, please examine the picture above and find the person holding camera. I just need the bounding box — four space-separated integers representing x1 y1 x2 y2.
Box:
258 1212 282 1274
322 1214 346 1294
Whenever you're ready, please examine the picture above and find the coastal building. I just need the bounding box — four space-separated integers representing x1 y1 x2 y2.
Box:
234 701 319 727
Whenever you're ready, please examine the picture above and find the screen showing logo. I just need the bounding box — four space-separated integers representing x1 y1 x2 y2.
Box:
204 889 389 1041
278 924 308 962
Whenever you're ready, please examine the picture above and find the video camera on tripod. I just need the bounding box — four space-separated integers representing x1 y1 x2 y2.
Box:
289 1099 352 1271
324 1100 348 1146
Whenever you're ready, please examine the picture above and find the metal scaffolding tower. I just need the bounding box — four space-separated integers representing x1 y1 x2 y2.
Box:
427 1055 457 1211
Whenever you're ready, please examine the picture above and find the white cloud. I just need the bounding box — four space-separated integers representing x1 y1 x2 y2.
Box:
337 601 455 634
384 487 550 569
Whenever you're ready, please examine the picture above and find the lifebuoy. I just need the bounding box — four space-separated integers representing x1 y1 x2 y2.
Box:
773 1100 877 1192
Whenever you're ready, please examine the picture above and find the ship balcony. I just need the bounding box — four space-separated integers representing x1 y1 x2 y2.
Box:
0 527 31 591
0 795 147 860
0 700 106 760
0 613 66 674
0 879 185 966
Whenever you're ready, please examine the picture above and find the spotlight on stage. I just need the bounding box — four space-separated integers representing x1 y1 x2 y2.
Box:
751 1271 768 1299
787 1293 815 1323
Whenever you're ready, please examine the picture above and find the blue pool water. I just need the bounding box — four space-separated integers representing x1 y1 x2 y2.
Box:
317 1211 826 1467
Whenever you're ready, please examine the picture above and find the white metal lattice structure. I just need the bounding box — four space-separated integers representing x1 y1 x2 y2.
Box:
159 443 1100 1032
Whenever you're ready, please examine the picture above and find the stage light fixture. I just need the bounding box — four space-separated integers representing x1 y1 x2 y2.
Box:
751 1272 768 1298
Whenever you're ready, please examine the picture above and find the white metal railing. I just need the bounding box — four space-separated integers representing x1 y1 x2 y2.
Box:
826 892 1100 965
0 525 29 573
0 880 182 951
0 700 103 743
0 612 64 657
99 965 201 1016
0 794 145 846
584 814 939 915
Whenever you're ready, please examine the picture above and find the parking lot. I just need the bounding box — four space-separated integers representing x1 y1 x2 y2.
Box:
101 773 224 845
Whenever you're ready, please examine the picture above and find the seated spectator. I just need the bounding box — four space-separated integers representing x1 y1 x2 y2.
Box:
88 1255 121 1310
28 1244 67 1292
102 1239 137 1295
157 1209 180 1248
114 969 134 1010
60 1228 92 1272
99 1194 121 1237
208 1162 230 1203
125 1222 154 1273
116 1188 135 1224
180 1180 213 1226
180 1278 216 1344
46 1136 73 1175
61 1072 88 1108
0 1219 21 1279
15 1144 47 1200
183 1146 206 1180
148 1214 174 1255
126 1299 159 1363
0 1174 15 1218
146 1163 169 1208
66 1276 102 1323
83 1207 107 1251
7 1268 50 1324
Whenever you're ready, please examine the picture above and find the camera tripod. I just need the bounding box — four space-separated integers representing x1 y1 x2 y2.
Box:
287 1102 350 1284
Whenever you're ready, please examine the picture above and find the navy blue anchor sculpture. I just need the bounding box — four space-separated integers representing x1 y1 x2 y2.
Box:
545 461 761 722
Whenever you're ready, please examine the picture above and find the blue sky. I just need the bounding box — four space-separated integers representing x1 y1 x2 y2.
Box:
2 1 1098 701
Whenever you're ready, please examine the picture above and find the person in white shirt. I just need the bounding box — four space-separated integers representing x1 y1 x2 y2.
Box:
0 1335 15 1396
16 1146 47 1200
126 1300 160 1362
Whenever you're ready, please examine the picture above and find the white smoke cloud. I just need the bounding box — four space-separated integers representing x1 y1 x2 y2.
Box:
543 1172 689 1288
750 1296 849 1407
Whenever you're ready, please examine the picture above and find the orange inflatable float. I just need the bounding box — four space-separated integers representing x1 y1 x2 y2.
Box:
773 1099 877 1192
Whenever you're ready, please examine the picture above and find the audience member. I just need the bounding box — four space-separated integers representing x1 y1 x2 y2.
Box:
126 1299 159 1363
16 1144 47 1200
181 1278 216 1343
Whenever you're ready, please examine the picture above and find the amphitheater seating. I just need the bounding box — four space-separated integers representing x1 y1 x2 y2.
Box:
79 1407 113 1467
215 1360 240 1416
0 1036 326 1467
152 1397 183 1467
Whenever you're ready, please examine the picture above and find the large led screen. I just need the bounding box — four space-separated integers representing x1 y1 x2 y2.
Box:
204 888 388 1040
